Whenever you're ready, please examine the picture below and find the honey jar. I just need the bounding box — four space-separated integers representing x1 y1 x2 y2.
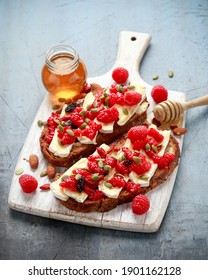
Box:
41 45 87 99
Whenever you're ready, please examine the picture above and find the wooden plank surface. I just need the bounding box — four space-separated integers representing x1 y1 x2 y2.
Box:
8 31 185 232
1 0 208 260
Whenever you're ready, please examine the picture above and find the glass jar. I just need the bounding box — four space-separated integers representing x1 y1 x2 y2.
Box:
41 45 87 99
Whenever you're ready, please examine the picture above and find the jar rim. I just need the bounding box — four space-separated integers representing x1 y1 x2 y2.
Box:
45 44 79 74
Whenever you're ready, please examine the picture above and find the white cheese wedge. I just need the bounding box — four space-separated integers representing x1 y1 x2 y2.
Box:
63 189 88 203
50 158 88 202
49 129 73 158
99 184 123 199
77 132 98 144
94 119 114 134
83 91 95 110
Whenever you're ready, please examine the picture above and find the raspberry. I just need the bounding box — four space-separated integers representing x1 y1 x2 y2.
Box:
96 147 107 158
148 128 164 143
112 67 129 84
84 185 104 200
125 181 141 193
60 176 77 191
128 125 148 143
19 174 38 193
132 194 150 215
104 156 116 168
133 139 146 151
108 176 126 188
96 106 119 123
151 85 168 104
124 91 142 106
70 113 84 127
157 153 175 169
130 160 151 175
108 92 117 107
116 161 129 175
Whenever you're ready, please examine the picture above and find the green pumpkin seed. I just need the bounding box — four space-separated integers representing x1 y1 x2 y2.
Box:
127 85 136 90
103 164 111 172
37 120 46 127
80 123 87 129
40 170 47 177
152 74 159 80
105 182 113 189
116 85 124 92
123 108 129 115
145 143 151 151
91 174 100 181
133 156 141 164
84 117 90 124
91 108 99 114
66 129 74 136
15 168 24 175
79 110 87 117
168 70 174 78
58 124 64 132
140 175 149 180
98 161 104 168
152 145 158 152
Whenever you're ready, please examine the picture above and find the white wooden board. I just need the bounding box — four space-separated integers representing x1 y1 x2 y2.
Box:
8 31 185 232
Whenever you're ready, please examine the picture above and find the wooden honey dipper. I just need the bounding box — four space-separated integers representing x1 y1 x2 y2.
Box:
153 95 208 123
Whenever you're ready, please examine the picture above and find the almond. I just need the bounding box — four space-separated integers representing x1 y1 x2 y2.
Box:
173 127 187 136
29 154 39 169
46 165 56 179
90 83 103 95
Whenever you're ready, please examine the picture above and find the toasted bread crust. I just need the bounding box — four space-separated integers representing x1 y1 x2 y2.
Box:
59 135 180 213
39 101 148 168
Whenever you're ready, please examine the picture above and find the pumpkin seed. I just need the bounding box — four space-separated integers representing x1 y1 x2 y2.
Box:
66 129 74 136
91 108 99 113
80 123 87 129
133 156 141 164
116 85 124 92
98 161 104 168
152 74 159 80
123 108 129 115
75 174 82 180
103 164 111 172
15 168 24 175
37 120 46 127
79 110 87 117
105 182 113 189
84 117 90 124
168 70 174 78
140 175 149 180
40 170 47 177
58 124 64 132
145 143 151 151
127 85 136 90
152 145 158 152
91 174 100 181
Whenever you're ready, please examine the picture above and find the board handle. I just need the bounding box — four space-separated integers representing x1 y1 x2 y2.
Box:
112 31 152 83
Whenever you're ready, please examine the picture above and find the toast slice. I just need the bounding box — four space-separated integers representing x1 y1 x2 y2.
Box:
40 83 149 168
50 124 180 213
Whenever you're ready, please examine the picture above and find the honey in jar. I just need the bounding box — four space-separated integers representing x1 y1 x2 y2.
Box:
42 45 87 99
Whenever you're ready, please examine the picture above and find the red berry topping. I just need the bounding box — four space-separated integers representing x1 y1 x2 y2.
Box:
104 156 116 168
125 181 141 193
151 85 168 104
130 160 151 175
39 183 50 191
132 194 150 215
124 91 142 106
157 153 175 169
112 67 129 84
133 139 146 151
116 161 129 175
97 106 119 123
60 176 77 191
84 185 104 200
19 174 38 193
128 125 148 143
108 176 126 188
148 127 164 143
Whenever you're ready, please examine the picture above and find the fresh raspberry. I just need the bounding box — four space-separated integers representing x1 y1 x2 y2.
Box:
122 147 134 160
130 160 151 175
104 156 116 168
124 91 142 106
96 106 119 123
148 128 164 143
19 174 38 193
39 183 50 191
84 185 104 200
132 194 150 215
81 127 97 140
125 181 141 193
87 160 104 175
156 153 175 169
70 113 84 127
108 176 126 188
116 161 129 175
133 139 146 151
112 67 129 84
128 125 148 143
108 92 117 107
109 84 118 93
151 85 168 103
60 176 77 191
